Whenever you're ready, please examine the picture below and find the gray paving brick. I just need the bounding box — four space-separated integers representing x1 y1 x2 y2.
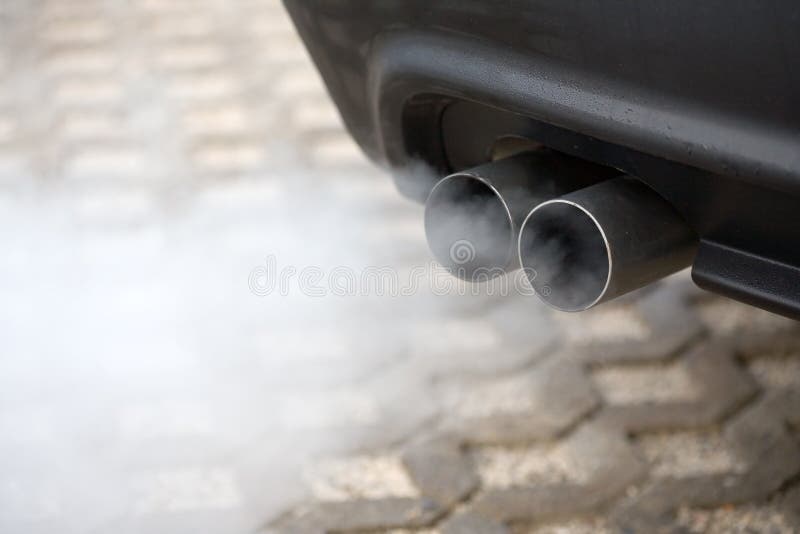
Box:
439 511 509 534
438 359 600 445
269 498 442 533
574 280 705 365
598 342 757 433
611 390 800 532
470 422 646 524
782 484 800 528
402 437 479 508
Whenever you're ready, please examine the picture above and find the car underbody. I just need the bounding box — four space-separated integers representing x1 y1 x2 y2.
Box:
285 0 800 318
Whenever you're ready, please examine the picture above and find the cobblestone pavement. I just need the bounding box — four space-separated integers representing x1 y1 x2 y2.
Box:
0 2 798 534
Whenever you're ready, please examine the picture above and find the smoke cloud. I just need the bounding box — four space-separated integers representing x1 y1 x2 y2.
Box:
0 158 554 533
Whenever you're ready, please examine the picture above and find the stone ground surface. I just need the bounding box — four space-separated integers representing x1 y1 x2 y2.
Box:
0 1 798 534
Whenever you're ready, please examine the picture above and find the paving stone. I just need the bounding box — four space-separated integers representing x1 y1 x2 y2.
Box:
517 518 613 534
402 437 479 507
272 65 328 98
156 43 225 71
137 0 203 15
182 104 251 135
474 443 589 488
190 138 264 173
270 498 442 533
555 304 650 346
781 484 800 528
64 144 148 180
0 114 16 143
41 17 112 44
676 505 796 534
636 430 747 479
44 47 117 74
735 327 800 358
146 14 217 40
440 511 509 534
53 77 126 107
57 110 126 139
599 342 757 433
309 134 369 168
696 295 797 339
747 353 800 390
611 391 800 532
592 361 699 405
167 71 241 100
249 13 299 41
470 422 647 524
40 1 105 21
290 98 343 134
305 454 418 502
574 282 705 365
439 359 600 445
259 39 310 66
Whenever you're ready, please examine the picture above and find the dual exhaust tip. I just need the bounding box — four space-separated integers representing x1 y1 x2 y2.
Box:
424 151 698 312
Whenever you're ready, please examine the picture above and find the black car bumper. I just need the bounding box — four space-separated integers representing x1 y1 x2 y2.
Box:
285 0 800 318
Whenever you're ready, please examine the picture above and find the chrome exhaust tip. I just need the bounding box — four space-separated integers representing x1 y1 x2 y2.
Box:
425 171 517 280
424 151 612 281
519 177 698 311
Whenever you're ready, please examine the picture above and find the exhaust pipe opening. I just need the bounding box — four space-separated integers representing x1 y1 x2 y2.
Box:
519 201 611 311
425 173 515 278
519 177 698 312
424 151 616 281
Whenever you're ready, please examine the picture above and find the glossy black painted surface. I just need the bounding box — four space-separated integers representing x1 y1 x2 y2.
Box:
284 0 800 318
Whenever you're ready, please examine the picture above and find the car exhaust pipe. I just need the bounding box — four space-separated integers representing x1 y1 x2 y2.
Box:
424 151 614 280
518 177 698 312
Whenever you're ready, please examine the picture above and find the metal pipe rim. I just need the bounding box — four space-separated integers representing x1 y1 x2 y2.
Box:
425 171 517 276
519 198 613 312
